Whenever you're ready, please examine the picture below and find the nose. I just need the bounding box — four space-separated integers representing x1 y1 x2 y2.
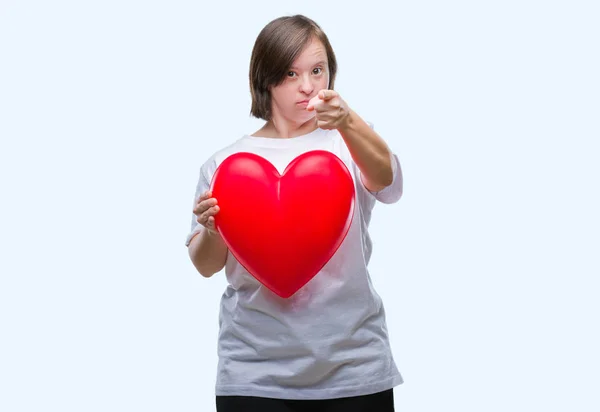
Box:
299 74 314 95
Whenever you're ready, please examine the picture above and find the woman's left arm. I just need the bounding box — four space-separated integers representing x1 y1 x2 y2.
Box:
307 89 394 192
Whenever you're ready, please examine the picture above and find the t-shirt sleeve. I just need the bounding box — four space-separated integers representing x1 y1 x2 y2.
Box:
185 161 213 247
355 122 404 205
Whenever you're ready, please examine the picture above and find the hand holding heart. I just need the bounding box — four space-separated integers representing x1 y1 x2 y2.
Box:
193 190 220 236
306 89 350 130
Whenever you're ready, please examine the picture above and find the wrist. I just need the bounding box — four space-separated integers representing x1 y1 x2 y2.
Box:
337 108 356 134
204 227 221 239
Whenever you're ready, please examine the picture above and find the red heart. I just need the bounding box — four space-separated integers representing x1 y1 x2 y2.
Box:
210 150 355 298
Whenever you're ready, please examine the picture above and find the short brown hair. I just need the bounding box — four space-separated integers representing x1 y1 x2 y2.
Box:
249 15 338 120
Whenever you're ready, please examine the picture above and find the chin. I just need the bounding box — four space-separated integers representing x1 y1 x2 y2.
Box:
294 111 316 123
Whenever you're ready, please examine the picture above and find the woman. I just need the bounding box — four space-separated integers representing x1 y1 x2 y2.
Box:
186 14 404 412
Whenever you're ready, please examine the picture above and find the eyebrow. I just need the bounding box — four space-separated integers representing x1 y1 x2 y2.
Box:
290 60 327 70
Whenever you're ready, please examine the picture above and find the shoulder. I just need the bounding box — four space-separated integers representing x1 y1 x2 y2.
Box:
197 136 251 178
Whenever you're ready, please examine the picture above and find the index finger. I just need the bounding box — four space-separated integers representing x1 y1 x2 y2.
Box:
197 190 212 203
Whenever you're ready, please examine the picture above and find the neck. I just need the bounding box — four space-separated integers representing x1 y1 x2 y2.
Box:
259 114 318 139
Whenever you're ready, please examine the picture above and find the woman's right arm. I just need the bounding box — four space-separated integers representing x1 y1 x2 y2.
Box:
188 190 228 278
188 229 228 278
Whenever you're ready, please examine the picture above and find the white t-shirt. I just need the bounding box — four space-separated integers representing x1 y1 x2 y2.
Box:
185 125 404 400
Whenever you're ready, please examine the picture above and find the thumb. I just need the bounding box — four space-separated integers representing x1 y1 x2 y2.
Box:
319 89 338 101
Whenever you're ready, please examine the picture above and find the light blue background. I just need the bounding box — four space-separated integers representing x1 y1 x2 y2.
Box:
1 1 598 411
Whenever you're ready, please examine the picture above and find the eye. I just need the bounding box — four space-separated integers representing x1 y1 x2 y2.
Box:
313 67 323 75
287 71 297 78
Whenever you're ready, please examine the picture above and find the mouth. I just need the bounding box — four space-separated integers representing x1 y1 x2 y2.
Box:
296 100 310 105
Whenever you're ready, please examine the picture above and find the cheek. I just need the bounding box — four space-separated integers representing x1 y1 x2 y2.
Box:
286 87 299 104
272 86 296 106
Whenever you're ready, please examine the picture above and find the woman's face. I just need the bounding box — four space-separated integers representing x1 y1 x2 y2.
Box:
269 37 329 123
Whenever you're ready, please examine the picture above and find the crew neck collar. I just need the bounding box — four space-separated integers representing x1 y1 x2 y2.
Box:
241 127 327 146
